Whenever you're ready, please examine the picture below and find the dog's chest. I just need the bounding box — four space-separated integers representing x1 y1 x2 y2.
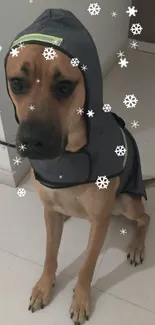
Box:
42 185 88 219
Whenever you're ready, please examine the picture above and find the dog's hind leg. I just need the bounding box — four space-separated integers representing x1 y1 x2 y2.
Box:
119 194 150 266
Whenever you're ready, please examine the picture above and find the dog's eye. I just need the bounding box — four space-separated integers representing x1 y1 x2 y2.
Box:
54 80 76 99
9 78 28 94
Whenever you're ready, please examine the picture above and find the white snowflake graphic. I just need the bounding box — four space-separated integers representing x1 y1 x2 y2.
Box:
0 45 3 52
81 64 88 71
52 39 60 45
19 143 27 151
29 0 34 3
115 145 127 157
59 175 63 179
111 11 118 17
87 110 95 117
130 23 143 35
126 6 138 17
123 94 138 108
118 57 129 68
17 188 26 197
130 40 138 49
87 3 101 16
13 156 22 166
102 104 112 112
10 47 20 57
120 228 127 235
29 104 35 111
36 78 40 83
70 58 80 67
117 50 125 58
95 176 110 190
77 107 84 115
18 42 25 50
131 120 139 128
42 47 58 60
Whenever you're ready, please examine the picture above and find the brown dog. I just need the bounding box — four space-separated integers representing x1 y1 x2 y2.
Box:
6 44 150 324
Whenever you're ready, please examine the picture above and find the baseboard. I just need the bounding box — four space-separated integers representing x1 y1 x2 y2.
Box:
0 159 30 188
128 38 155 54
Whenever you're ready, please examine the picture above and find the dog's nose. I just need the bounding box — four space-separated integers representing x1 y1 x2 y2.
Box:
16 120 61 158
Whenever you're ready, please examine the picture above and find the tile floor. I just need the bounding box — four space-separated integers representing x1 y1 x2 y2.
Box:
0 173 155 325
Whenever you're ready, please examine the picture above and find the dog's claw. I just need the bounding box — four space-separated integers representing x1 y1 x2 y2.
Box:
70 312 74 319
127 253 130 259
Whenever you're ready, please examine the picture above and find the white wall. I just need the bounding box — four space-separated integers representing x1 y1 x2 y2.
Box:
0 0 131 185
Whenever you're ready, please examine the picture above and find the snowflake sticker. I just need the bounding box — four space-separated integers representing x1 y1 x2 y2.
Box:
102 104 112 112
117 50 125 58
126 6 138 17
95 176 110 189
19 143 27 151
17 188 26 197
36 78 40 83
130 23 143 35
18 42 25 50
87 110 95 117
71 58 80 67
77 107 84 115
130 40 138 49
131 120 139 128
29 105 35 111
115 145 127 157
118 57 129 68
10 47 20 57
87 3 101 16
111 11 118 17
81 64 88 71
42 47 58 60
0 45 3 52
120 228 127 235
13 156 22 166
123 94 138 108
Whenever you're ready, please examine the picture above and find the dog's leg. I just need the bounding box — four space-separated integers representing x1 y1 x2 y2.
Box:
70 180 118 325
120 194 150 266
28 206 64 312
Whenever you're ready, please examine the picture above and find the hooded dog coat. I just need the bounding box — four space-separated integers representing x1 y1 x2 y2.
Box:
4 9 147 199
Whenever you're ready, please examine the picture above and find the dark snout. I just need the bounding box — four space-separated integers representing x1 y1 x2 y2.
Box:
16 119 62 159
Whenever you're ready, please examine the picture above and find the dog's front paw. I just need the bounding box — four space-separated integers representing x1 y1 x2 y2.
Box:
70 283 91 324
28 274 55 312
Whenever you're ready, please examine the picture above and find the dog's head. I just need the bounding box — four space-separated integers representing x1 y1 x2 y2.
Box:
6 44 87 159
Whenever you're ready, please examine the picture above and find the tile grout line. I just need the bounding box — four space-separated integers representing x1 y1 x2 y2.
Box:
95 289 155 315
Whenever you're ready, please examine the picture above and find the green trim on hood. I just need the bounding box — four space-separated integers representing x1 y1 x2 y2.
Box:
11 33 63 48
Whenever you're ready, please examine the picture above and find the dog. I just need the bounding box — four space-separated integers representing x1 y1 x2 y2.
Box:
5 9 150 325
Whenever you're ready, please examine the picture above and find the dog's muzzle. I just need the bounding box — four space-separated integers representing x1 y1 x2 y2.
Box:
16 119 62 159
